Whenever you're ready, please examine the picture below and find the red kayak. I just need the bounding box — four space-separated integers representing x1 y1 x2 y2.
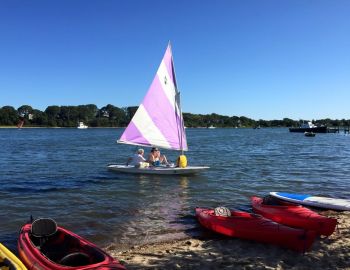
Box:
18 218 126 270
251 196 337 236
195 207 316 252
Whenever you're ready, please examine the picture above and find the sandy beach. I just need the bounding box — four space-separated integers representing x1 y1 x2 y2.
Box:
108 211 350 270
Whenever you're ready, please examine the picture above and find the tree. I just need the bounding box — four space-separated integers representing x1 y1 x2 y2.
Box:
17 105 33 117
45 106 60 127
0 106 19 125
282 118 296 127
77 104 98 123
32 109 48 126
126 106 138 122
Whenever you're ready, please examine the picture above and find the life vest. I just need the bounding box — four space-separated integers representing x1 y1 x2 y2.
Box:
177 155 187 168
138 162 150 168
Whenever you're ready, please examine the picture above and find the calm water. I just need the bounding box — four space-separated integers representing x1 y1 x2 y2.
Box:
0 128 349 251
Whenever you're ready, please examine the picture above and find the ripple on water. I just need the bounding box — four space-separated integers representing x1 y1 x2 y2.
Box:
0 128 349 249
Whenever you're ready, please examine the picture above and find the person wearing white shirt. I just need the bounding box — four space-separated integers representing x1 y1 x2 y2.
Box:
127 149 146 167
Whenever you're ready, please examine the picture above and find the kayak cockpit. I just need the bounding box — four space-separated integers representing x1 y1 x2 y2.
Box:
29 218 105 267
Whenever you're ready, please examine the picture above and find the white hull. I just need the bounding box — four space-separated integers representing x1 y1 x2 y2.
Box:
107 164 209 175
270 192 350 211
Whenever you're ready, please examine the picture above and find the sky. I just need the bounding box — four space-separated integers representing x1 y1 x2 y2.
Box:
0 1 349 120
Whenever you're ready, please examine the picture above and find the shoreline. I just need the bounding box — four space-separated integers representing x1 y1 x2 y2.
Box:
107 211 350 269
0 126 124 129
0 126 287 129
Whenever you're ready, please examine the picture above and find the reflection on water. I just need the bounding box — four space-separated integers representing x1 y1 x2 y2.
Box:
179 177 189 189
0 128 349 250
112 175 192 249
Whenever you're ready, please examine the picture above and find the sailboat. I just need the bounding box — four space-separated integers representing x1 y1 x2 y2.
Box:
17 118 24 129
107 43 209 175
77 121 88 129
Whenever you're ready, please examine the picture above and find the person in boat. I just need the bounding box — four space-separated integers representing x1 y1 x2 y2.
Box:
147 147 169 166
126 148 147 167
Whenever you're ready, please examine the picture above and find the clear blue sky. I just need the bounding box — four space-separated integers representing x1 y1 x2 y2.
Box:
0 1 349 120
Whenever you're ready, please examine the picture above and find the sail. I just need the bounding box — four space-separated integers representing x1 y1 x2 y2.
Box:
118 44 188 151
17 119 24 129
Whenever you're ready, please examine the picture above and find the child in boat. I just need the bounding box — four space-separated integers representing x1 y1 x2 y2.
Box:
126 149 147 167
147 147 169 166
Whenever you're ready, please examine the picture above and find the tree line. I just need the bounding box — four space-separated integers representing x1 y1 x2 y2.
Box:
0 104 349 128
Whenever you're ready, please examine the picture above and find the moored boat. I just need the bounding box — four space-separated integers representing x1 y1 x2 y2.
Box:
0 243 27 270
77 121 88 129
18 218 126 270
289 121 327 133
195 207 316 252
251 196 337 236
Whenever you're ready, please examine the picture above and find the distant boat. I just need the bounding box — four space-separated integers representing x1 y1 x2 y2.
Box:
304 131 316 137
17 119 24 129
207 125 216 129
289 121 327 133
77 122 88 129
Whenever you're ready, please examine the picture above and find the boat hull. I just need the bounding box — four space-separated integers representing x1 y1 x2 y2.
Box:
251 196 337 236
289 126 327 133
18 223 125 270
270 192 350 211
195 207 316 252
0 243 27 270
107 164 209 175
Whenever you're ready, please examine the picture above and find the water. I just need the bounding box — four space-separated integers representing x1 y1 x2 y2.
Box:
0 128 349 251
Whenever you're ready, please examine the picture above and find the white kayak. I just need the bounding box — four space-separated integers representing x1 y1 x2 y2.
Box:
107 164 209 175
270 192 350 211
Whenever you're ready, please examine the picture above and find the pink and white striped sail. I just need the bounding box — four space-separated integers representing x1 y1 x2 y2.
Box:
118 44 188 151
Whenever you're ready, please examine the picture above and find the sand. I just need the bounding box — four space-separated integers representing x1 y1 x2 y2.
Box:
108 211 350 270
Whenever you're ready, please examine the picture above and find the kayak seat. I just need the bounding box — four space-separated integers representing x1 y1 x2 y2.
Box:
59 252 90 267
31 218 57 249
31 218 57 238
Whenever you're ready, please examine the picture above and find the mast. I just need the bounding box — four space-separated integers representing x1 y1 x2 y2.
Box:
169 42 186 155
